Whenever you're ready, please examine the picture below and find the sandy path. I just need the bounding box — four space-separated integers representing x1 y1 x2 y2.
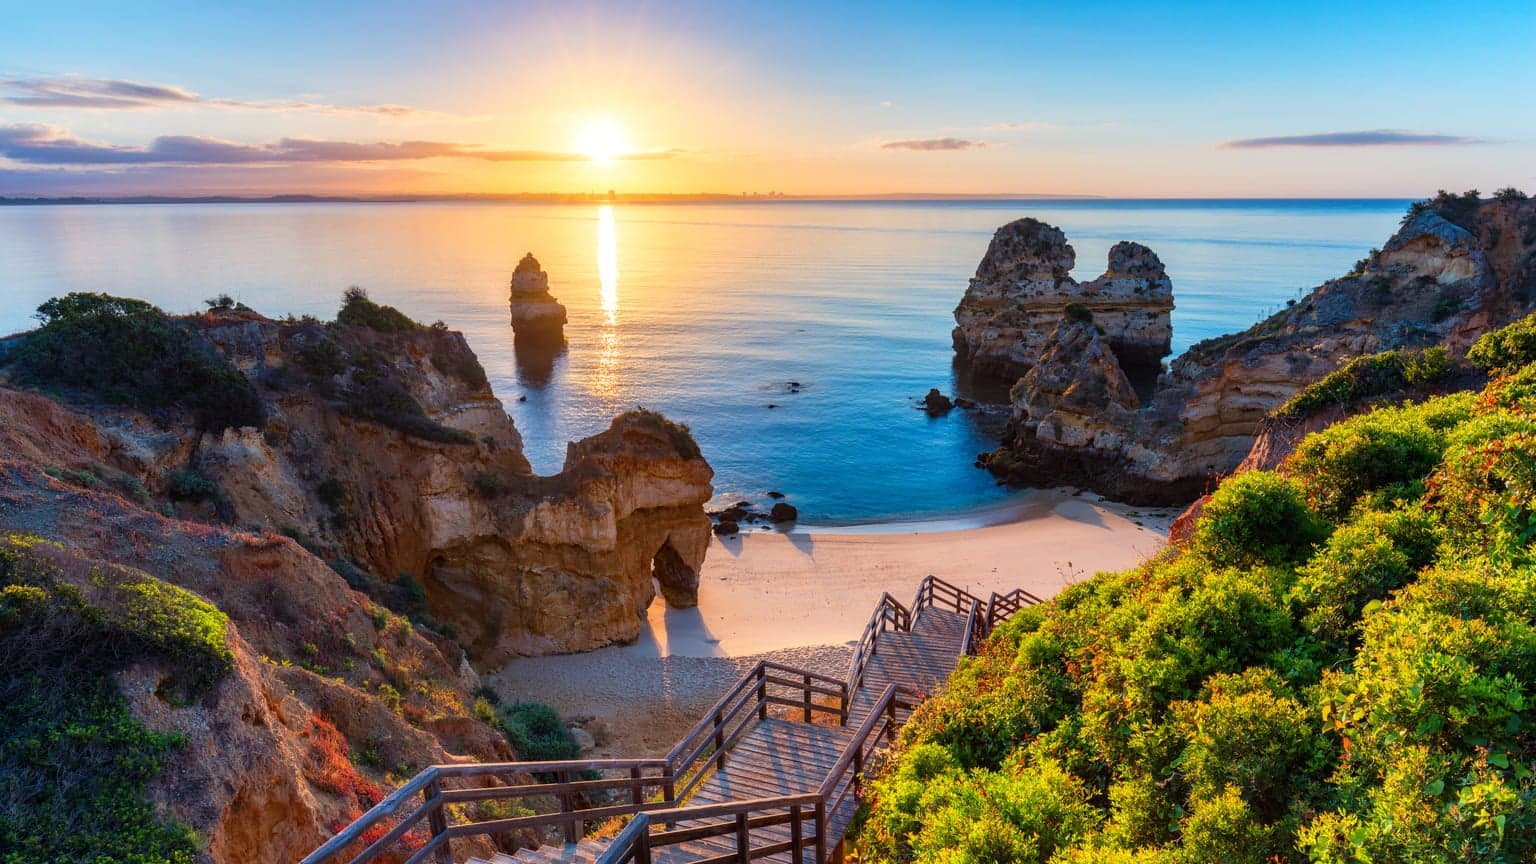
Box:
487 489 1174 758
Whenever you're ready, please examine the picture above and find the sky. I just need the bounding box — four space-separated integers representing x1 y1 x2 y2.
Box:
0 0 1532 198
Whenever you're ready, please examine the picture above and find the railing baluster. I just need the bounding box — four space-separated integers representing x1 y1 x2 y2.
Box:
560 769 577 845
790 804 804 864
815 801 827 864
424 778 450 864
713 711 726 769
803 673 813 723
736 811 750 863
630 765 643 807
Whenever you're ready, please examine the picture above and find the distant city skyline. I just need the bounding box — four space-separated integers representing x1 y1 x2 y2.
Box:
2 0 1532 197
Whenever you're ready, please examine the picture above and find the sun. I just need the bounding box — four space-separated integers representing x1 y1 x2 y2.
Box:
576 119 626 163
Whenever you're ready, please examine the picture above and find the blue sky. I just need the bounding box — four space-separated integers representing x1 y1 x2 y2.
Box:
1 0 1532 196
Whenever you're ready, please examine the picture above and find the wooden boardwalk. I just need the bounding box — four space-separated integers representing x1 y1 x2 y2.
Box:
297 577 1033 864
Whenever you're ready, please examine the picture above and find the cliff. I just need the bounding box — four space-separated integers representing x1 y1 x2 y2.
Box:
0 294 712 662
976 193 1536 504
0 289 714 863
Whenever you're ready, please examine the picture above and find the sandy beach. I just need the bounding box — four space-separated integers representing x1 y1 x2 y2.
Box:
488 489 1174 757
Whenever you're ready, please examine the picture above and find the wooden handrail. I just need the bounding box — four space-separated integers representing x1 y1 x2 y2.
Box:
301 579 976 864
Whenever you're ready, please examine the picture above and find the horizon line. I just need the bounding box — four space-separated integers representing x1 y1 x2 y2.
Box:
0 191 1422 206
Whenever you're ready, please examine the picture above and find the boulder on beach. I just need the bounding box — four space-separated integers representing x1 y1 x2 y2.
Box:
770 502 798 523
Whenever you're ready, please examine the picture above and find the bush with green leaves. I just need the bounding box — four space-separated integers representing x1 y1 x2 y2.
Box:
859 364 1536 863
2 293 264 432
1281 396 1470 518
1274 347 1453 420
0 534 233 864
1192 470 1327 567
1469 311 1536 374
496 702 580 762
335 286 418 333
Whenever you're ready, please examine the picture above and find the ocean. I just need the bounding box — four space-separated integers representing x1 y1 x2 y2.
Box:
0 198 1410 523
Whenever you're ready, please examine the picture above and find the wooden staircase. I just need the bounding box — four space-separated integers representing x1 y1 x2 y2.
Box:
299 576 1041 864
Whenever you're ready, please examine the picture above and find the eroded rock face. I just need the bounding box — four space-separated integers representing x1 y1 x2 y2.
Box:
2 308 713 661
509 253 567 344
982 197 1536 504
953 218 1174 385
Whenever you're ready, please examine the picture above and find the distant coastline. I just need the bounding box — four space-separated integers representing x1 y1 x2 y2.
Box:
0 192 1410 207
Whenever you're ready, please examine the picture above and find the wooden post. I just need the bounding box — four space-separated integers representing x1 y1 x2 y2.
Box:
790 805 804 864
637 817 653 864
757 669 768 721
714 713 726 770
736 811 750 863
560 769 577 845
839 684 849 726
631 765 643 807
424 778 451 864
803 673 813 723
854 747 864 799
815 801 828 864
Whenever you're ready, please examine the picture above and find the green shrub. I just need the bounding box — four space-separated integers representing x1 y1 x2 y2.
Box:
620 407 702 460
1193 471 1327 567
167 469 219 502
3 293 264 432
1291 507 1441 646
336 286 418 333
1469 312 1536 373
0 535 232 863
1282 398 1464 518
1065 302 1094 324
1275 347 1452 420
341 350 473 445
497 702 580 762
297 337 346 378
859 351 1536 864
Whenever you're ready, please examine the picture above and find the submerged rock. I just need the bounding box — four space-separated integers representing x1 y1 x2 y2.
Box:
509 252 567 345
770 502 799 523
923 388 955 415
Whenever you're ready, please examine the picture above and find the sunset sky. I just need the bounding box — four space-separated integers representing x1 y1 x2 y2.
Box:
2 0 1533 198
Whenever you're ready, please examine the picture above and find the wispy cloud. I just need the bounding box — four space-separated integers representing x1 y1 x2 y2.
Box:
1220 129 1486 149
0 76 427 117
0 124 681 165
880 137 985 152
986 121 1055 132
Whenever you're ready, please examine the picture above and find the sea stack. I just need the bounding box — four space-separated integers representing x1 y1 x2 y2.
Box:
952 218 1174 388
509 252 567 344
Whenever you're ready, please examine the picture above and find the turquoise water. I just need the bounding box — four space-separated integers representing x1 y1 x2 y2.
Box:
0 199 1409 522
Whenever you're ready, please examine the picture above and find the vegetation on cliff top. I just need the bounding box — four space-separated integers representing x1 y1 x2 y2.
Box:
859 314 1536 863
0 534 234 864
619 407 703 460
1 292 265 432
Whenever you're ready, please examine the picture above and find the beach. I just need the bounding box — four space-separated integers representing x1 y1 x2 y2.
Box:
487 489 1174 757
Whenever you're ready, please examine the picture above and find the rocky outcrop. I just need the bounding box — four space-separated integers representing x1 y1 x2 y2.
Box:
0 466 504 864
981 196 1536 504
953 218 1174 387
1 304 713 661
508 253 567 345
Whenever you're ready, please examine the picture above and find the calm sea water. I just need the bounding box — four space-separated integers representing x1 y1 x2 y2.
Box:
0 199 1408 523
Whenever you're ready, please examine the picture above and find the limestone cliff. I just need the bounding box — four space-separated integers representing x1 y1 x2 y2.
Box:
0 297 713 661
953 218 1174 387
979 194 1536 504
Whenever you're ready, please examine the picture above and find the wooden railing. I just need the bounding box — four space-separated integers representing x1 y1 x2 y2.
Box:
983 588 1043 634
298 661 849 864
595 684 916 864
665 662 848 804
844 592 911 696
302 575 996 864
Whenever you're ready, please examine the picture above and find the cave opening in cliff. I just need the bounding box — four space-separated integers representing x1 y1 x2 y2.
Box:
650 540 698 608
1113 347 1163 404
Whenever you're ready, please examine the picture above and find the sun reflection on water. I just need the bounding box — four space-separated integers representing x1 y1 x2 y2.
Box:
598 205 619 324
591 205 622 405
